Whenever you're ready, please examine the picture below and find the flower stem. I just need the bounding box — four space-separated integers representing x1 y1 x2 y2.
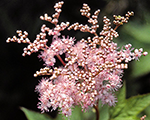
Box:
56 54 66 66
94 102 99 120
114 25 120 31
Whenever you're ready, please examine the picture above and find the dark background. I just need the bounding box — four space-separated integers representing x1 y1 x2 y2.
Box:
1 0 150 120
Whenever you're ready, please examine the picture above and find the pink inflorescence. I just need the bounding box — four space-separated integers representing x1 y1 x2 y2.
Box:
7 1 148 118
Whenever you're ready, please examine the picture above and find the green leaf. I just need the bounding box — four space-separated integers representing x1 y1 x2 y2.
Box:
70 106 83 120
138 105 150 120
82 108 96 120
99 104 109 120
110 116 139 120
20 107 52 120
141 105 150 119
56 114 68 120
57 101 109 120
117 93 150 117
56 106 84 120
109 83 150 120
109 83 126 118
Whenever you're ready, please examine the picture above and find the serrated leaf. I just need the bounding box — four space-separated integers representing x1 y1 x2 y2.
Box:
117 93 150 118
20 107 52 120
109 83 126 118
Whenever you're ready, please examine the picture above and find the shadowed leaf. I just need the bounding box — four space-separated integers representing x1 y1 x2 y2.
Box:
20 107 52 120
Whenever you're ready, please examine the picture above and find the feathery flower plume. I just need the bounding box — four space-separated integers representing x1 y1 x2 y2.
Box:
7 1 148 118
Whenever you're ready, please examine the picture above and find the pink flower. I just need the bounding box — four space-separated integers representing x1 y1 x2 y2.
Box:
7 1 148 118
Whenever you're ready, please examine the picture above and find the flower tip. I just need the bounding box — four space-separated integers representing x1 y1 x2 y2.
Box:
143 51 148 56
6 38 10 43
34 74 37 77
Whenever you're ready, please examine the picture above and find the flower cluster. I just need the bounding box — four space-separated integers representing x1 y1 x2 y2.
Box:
7 1 148 118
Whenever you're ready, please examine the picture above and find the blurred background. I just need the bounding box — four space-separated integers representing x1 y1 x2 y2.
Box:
1 0 150 119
